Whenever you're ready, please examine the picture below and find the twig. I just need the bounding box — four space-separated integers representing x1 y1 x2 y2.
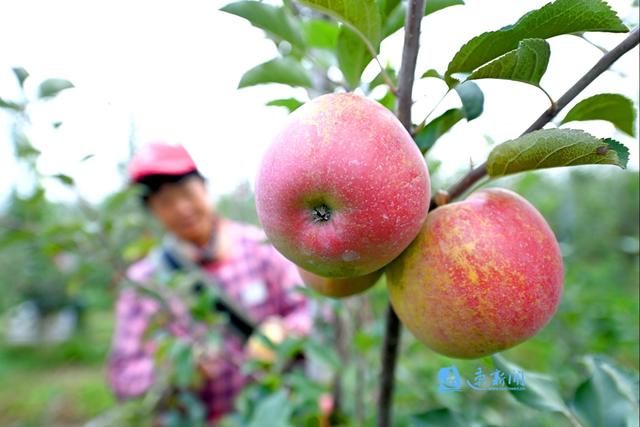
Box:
437 26 639 205
331 307 347 418
377 305 403 427
373 56 398 95
413 89 451 135
575 33 609 54
354 26 397 94
395 0 426 131
524 26 639 135
377 2 426 427
433 160 488 209
352 301 365 425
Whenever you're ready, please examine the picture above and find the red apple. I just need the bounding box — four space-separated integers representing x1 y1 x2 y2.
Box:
256 93 430 277
297 267 383 298
386 188 564 359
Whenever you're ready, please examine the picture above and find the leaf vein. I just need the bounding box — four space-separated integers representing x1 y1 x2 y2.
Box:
502 138 540 175
534 141 582 168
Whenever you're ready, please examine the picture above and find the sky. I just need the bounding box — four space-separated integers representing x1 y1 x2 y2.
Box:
0 0 638 205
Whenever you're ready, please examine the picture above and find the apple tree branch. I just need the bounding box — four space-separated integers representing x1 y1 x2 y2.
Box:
377 1 426 427
442 26 639 205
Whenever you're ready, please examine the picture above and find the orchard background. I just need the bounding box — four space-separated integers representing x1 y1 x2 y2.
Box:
0 0 638 426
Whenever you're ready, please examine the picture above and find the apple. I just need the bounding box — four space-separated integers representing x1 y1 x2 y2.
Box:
256 93 430 277
386 188 564 359
297 266 383 298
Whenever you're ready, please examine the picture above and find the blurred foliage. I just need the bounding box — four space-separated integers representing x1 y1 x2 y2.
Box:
0 311 115 426
216 181 260 227
0 184 162 313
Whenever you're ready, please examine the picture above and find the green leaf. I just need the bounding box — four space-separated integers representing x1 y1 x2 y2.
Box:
570 355 640 427
492 354 576 420
410 408 467 427
52 174 75 186
304 19 340 49
178 392 206 424
162 411 183 427
454 81 484 120
122 237 156 262
13 131 40 159
377 87 396 111
300 0 382 49
414 108 464 153
353 330 379 352
378 0 401 17
266 97 304 112
382 7 404 38
384 0 464 38
421 68 443 79
467 38 550 88
584 356 639 405
12 67 29 88
169 340 195 388
300 0 381 88
487 129 629 177
274 336 306 364
425 0 465 16
561 93 637 136
337 26 373 88
246 390 292 427
103 186 139 213
0 97 23 112
238 58 313 88
38 78 74 98
369 64 397 90
304 339 340 370
445 0 628 86
221 1 306 48
382 5 407 38
601 138 630 167
572 380 626 427
0 229 36 248
285 370 326 402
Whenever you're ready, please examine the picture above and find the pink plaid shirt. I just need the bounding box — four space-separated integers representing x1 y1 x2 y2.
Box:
107 219 311 422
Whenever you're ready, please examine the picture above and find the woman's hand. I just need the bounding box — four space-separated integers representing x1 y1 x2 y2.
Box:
245 316 287 363
195 346 224 378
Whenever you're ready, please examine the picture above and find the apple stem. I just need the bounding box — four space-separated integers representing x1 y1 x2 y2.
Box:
376 1 426 427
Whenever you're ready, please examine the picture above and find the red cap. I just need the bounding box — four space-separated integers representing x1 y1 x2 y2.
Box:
128 142 198 182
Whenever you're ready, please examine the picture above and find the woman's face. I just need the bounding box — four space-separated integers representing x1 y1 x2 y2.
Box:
148 176 214 246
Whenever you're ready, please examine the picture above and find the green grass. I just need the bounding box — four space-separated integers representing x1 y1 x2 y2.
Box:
0 310 116 426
